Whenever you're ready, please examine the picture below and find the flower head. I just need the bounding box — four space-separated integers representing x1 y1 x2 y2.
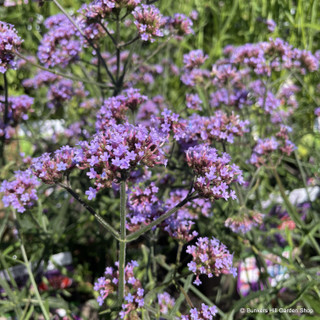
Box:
1 169 39 213
0 21 22 73
186 237 237 285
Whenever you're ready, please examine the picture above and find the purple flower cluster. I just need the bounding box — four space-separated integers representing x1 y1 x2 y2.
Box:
94 261 144 319
163 189 199 242
186 93 202 110
157 292 175 314
38 14 81 67
132 5 164 42
80 0 140 22
186 111 249 144
265 19 276 32
186 237 237 286
127 182 161 231
166 13 194 38
0 21 22 73
180 303 218 320
23 71 60 89
186 144 243 201
183 50 208 69
31 146 77 184
225 211 264 234
0 94 34 139
0 169 39 213
250 126 295 167
47 79 87 109
151 108 186 141
181 50 210 86
77 123 167 196
229 38 319 76
96 89 147 130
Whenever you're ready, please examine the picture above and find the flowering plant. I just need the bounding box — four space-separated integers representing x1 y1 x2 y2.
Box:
1 0 320 319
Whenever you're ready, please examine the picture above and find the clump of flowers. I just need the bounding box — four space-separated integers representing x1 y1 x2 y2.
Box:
250 126 295 167
96 89 147 131
94 261 144 319
31 146 78 184
180 303 218 319
132 4 164 42
186 112 249 144
158 292 175 315
127 182 161 230
0 169 40 213
152 108 186 141
23 70 60 89
186 237 237 285
225 210 264 233
181 50 210 86
186 144 243 201
186 93 202 110
77 123 167 197
0 95 34 139
183 49 208 70
163 189 198 242
166 13 194 38
47 79 87 109
38 14 81 67
0 21 23 73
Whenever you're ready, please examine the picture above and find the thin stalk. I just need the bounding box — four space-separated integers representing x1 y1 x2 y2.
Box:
118 180 127 305
59 183 120 240
272 168 303 227
126 193 195 242
14 51 113 89
12 211 50 320
0 72 8 165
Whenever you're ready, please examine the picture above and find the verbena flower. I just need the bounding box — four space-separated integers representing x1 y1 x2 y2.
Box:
0 169 40 213
23 70 60 89
38 14 81 67
77 123 167 197
186 93 202 110
0 95 34 139
225 210 264 234
132 4 164 42
31 146 78 184
183 50 208 70
186 237 237 285
180 303 218 319
166 13 194 38
186 144 243 201
250 127 295 167
186 112 249 144
94 261 144 319
158 292 175 315
266 19 276 32
151 108 186 141
96 89 147 131
0 21 23 73
47 79 87 109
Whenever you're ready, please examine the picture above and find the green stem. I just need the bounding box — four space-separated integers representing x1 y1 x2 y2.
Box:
0 72 8 165
118 180 127 305
14 51 113 89
272 168 303 227
12 211 50 320
59 183 120 240
126 193 195 242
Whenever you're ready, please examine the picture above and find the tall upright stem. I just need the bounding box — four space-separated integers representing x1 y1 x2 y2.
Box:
118 180 127 304
0 73 8 165
12 211 50 320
